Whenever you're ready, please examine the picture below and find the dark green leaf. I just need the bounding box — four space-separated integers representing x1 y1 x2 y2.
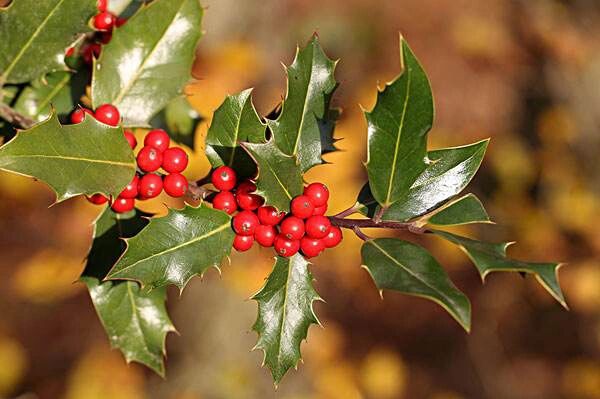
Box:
0 113 136 201
91 0 203 127
268 35 338 173
427 194 491 226
0 0 96 84
432 230 567 308
252 254 321 384
241 140 304 212
106 204 235 290
205 89 265 178
361 238 471 331
365 38 433 207
13 72 73 122
81 207 175 376
150 96 202 149
356 139 489 221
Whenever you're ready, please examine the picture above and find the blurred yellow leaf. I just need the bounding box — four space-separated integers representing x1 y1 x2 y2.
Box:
562 359 600 399
0 335 27 396
360 349 407 399
314 362 362 399
12 249 84 303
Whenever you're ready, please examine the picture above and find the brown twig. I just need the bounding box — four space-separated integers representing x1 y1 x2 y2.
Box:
186 180 216 201
0 104 35 129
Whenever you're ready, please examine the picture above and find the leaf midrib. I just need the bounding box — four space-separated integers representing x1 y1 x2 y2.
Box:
35 74 71 117
275 258 292 367
0 154 135 168
1 0 67 83
291 48 315 158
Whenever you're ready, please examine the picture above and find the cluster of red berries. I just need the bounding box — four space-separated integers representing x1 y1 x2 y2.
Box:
69 0 127 64
71 104 189 213
211 166 342 258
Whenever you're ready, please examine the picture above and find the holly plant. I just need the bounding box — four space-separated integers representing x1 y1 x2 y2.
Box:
0 0 567 385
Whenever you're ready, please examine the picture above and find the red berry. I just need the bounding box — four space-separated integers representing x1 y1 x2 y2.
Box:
97 0 107 12
119 175 139 199
163 173 188 197
65 47 75 57
93 12 116 31
211 166 237 191
82 43 101 64
212 191 237 214
124 130 137 149
143 129 170 153
236 191 264 211
232 210 259 236
94 104 120 126
300 237 325 258
313 204 327 216
111 197 135 213
257 206 284 225
280 216 305 240
137 146 163 172
138 173 162 199
290 195 315 219
86 193 108 205
303 183 329 207
323 226 342 248
233 234 254 252
115 17 127 27
70 107 93 124
254 225 277 247
162 147 188 173
237 180 256 193
99 31 112 44
305 215 331 239
274 235 300 257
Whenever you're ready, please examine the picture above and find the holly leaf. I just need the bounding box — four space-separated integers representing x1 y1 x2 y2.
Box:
361 238 471 331
356 139 488 221
91 0 203 127
365 37 434 207
267 35 338 173
151 96 202 149
0 0 96 84
241 140 304 212
0 113 136 201
426 194 491 226
81 207 175 377
106 204 235 290
432 230 567 308
13 72 73 123
252 254 321 385
205 89 265 178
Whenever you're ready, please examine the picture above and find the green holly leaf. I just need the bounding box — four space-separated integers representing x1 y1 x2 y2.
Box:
106 204 235 290
356 139 488 221
365 37 433 208
151 96 203 149
241 140 304 212
91 0 203 127
205 89 265 178
432 230 567 308
426 194 491 226
252 254 321 385
81 207 175 377
0 0 96 84
0 113 136 202
361 238 471 331
13 72 73 123
268 35 338 173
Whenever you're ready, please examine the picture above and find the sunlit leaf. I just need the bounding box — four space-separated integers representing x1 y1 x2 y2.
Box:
427 194 491 226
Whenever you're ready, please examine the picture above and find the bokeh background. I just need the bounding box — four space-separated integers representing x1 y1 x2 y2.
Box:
1 0 599 398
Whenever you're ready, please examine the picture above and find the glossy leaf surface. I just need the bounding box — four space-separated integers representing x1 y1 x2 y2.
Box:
91 0 203 126
205 89 265 177
13 72 73 122
361 238 471 331
427 194 490 226
268 36 338 172
0 0 95 84
433 230 567 308
0 114 135 201
252 254 321 384
242 141 303 212
81 207 175 376
107 205 234 290
365 38 433 207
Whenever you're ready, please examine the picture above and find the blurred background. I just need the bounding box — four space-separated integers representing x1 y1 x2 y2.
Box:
1 0 599 398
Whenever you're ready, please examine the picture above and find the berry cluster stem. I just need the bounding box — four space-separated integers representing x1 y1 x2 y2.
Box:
328 216 429 240
0 103 35 129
